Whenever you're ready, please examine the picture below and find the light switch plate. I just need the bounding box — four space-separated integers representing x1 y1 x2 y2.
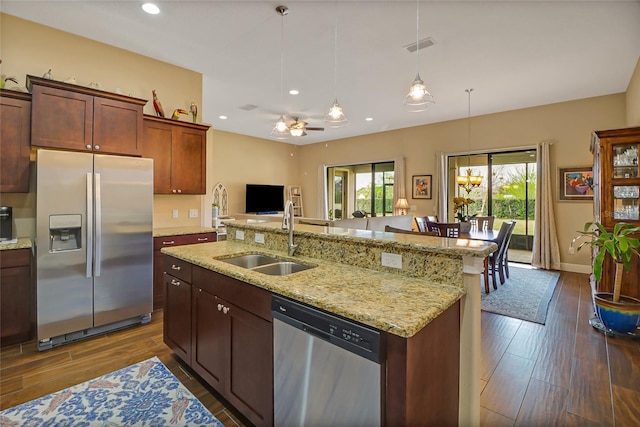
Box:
255 233 265 244
235 230 245 240
189 209 198 218
172 209 179 219
381 252 402 269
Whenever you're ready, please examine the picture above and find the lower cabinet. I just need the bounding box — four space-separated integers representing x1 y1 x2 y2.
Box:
0 248 33 347
163 255 273 427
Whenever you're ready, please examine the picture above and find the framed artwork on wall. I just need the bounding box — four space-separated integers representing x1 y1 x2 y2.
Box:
558 167 594 201
412 175 432 199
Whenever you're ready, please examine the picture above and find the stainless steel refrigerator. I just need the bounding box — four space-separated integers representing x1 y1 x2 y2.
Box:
36 148 153 350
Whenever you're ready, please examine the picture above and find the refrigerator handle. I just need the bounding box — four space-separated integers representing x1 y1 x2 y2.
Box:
95 172 102 277
86 173 93 278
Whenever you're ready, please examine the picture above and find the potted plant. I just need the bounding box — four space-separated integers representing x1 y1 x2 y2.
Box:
453 197 476 232
575 221 640 333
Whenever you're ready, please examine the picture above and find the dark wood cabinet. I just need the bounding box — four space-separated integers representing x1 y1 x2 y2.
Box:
163 256 192 363
27 75 146 156
0 90 31 193
0 248 32 347
592 127 640 298
142 116 209 195
153 232 218 310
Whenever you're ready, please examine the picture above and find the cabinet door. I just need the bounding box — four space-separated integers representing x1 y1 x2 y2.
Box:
225 299 273 427
0 94 31 192
172 127 206 194
31 85 93 151
163 273 192 363
191 289 226 390
93 97 143 156
142 120 173 194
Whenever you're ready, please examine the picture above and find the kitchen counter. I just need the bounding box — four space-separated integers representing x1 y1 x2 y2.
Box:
162 222 476 337
0 237 32 251
153 225 223 237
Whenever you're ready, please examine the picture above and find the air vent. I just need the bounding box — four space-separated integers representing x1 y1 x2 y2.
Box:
239 104 259 111
404 37 436 53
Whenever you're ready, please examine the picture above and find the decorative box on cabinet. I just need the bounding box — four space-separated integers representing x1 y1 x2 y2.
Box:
142 115 209 195
153 232 218 310
0 90 31 193
27 75 146 156
591 127 640 299
0 248 32 347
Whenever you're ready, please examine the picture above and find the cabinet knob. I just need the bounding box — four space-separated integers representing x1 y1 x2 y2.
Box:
217 303 223 311
86 144 92 149
177 189 182 193
163 240 175 245
197 238 208 242
172 190 177 193
171 264 181 271
94 145 100 150
170 279 180 286
223 306 229 314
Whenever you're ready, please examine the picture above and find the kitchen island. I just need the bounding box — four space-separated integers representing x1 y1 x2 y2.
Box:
162 220 496 426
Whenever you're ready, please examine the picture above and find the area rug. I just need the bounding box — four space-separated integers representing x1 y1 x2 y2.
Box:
481 265 560 324
0 356 223 426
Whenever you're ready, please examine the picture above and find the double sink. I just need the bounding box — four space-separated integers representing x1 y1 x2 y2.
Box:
217 253 314 276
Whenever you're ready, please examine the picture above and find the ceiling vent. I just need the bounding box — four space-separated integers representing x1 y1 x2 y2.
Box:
239 104 259 111
404 37 436 53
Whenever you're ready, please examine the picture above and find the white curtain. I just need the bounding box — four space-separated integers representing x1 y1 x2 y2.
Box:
394 156 406 215
532 141 562 270
317 164 328 219
435 152 448 222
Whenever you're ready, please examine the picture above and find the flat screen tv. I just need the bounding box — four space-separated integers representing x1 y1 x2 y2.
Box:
245 184 285 214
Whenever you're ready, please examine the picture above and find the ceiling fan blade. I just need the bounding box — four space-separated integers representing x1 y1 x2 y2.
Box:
305 127 324 131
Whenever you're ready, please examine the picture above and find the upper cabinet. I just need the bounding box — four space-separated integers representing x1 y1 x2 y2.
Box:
593 127 640 228
27 75 146 156
0 90 32 193
142 115 209 195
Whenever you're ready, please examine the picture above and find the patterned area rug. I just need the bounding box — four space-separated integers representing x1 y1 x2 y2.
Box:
0 356 223 426
481 265 560 324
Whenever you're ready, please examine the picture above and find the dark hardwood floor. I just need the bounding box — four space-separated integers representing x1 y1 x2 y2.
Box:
1 271 638 426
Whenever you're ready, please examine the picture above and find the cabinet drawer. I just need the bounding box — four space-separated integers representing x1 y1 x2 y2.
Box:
193 266 271 321
164 256 192 283
0 249 31 268
154 233 217 250
184 233 217 244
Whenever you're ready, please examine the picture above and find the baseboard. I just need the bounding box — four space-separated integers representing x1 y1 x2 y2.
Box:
560 262 591 274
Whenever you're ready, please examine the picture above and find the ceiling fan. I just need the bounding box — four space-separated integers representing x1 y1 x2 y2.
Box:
288 117 324 137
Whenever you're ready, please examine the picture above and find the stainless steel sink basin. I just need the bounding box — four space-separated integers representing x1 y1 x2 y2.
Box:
252 261 314 276
217 254 314 276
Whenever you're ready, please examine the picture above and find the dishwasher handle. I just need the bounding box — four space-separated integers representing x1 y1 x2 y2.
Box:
302 324 331 341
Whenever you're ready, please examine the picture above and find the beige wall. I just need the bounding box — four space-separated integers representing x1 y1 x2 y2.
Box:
627 57 640 127
298 94 627 270
0 13 296 232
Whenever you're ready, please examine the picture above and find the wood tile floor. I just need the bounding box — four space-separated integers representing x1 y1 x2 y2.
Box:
1 271 638 426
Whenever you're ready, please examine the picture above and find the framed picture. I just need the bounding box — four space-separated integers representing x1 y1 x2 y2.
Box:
412 175 432 199
558 167 594 201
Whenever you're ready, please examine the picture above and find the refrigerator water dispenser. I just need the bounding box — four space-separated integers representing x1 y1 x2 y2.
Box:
49 214 82 252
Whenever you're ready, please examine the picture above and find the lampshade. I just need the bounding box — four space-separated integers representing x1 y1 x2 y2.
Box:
271 115 290 139
403 0 435 112
325 98 348 127
456 89 483 194
394 198 409 214
289 127 304 137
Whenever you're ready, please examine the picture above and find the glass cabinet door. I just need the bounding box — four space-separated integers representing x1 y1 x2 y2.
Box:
612 143 639 178
613 185 639 221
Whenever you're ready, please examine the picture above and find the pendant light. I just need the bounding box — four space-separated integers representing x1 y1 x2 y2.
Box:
271 5 290 139
325 1 347 128
456 88 483 194
404 0 435 112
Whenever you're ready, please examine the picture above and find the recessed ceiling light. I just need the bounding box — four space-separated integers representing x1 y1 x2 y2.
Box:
289 89 299 95
142 3 160 14
219 115 227 120
365 117 373 121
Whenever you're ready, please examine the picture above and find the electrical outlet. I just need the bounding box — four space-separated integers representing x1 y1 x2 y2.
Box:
410 205 417 211
255 233 265 244
568 245 575 255
172 209 179 219
189 208 198 218
381 252 402 269
235 230 245 240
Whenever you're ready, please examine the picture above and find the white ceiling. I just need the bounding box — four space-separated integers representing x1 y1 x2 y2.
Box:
3 1 640 145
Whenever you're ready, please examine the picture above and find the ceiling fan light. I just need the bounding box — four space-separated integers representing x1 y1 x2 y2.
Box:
325 99 348 128
290 127 304 137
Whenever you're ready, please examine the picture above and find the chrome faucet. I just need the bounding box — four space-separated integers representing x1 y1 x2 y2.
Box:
282 200 298 256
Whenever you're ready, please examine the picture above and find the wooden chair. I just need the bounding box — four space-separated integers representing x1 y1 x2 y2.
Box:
426 221 460 238
385 225 438 236
483 220 516 291
414 217 428 233
426 215 439 222
473 215 495 231
499 220 517 280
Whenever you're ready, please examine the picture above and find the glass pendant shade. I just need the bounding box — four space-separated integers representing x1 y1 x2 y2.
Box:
325 98 348 128
404 74 435 112
271 115 290 139
289 127 304 137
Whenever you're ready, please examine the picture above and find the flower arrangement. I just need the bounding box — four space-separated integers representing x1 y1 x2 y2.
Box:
453 197 476 222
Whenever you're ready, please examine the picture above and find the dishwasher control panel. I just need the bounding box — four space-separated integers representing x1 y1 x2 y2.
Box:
272 296 381 362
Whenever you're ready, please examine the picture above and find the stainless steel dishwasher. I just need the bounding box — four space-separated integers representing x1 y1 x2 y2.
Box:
272 296 382 427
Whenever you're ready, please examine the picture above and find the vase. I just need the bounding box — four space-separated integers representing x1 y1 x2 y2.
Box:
594 292 640 333
459 221 472 233
212 207 219 218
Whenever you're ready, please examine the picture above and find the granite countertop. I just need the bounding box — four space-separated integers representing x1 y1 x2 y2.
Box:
162 240 465 338
0 237 32 251
153 226 224 238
